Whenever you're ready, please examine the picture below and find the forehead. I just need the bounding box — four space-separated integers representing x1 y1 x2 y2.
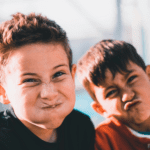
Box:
4 43 69 74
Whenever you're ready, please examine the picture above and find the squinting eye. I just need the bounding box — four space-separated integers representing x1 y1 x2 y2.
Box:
53 72 65 78
127 75 137 83
106 90 116 98
23 79 38 83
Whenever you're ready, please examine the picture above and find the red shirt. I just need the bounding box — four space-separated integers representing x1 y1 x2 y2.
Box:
95 117 150 150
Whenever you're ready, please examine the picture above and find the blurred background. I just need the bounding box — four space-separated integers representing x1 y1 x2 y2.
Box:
0 0 150 127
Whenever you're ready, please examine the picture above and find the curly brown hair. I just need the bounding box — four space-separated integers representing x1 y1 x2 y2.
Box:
0 12 72 83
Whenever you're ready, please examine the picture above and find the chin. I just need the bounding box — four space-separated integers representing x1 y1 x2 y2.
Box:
34 121 62 129
132 116 149 125
43 121 64 129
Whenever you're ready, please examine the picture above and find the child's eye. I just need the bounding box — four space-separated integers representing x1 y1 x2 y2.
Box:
106 90 117 98
23 78 38 83
127 75 137 83
53 72 65 78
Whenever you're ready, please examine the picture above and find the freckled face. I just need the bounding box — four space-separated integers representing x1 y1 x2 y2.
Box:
3 43 76 129
92 61 150 126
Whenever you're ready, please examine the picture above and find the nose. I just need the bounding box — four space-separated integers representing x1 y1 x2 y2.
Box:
40 83 58 100
122 87 135 102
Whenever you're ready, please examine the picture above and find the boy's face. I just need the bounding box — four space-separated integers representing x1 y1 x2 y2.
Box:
1 43 76 129
91 61 150 126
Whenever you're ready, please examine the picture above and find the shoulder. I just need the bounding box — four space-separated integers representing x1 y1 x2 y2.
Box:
0 111 8 127
62 109 95 150
96 116 125 130
94 118 124 150
62 109 95 136
66 109 94 127
96 117 114 131
0 111 9 142
0 110 12 134
95 117 129 144
67 109 90 119
0 111 14 149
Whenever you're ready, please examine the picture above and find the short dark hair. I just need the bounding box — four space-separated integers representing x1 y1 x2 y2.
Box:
0 12 72 83
77 39 146 100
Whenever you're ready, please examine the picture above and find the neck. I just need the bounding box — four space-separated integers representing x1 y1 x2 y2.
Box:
20 119 57 143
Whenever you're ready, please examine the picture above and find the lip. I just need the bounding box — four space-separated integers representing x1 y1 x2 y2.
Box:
42 103 62 109
124 100 141 111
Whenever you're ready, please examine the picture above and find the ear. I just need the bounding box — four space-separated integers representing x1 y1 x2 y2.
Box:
146 65 150 79
91 101 107 117
0 85 10 104
71 64 76 81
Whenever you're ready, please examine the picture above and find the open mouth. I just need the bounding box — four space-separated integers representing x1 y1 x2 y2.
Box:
124 100 141 111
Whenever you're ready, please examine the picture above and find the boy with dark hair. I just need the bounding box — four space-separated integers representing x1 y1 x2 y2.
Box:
77 39 150 150
0 12 95 150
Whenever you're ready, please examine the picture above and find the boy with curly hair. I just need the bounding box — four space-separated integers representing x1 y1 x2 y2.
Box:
0 12 95 150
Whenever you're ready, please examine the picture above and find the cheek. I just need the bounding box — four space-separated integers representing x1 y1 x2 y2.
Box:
135 84 150 100
65 85 76 103
61 80 76 106
59 78 75 95
10 88 36 110
106 99 121 112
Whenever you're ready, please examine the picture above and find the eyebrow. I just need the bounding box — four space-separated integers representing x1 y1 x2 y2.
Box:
21 64 69 77
105 86 116 91
124 69 134 79
53 64 68 69
21 73 39 77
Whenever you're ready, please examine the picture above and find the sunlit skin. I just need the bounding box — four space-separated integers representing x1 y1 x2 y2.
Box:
0 43 76 142
91 61 150 132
